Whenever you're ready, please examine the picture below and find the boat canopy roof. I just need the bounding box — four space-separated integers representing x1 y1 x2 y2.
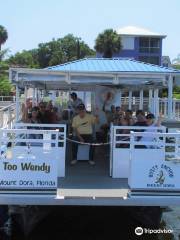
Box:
9 58 180 91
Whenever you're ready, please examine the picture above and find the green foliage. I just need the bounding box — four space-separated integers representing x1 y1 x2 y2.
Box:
0 75 12 95
0 55 12 95
0 60 9 74
0 25 8 50
173 85 180 99
172 64 180 70
7 50 39 68
172 63 180 99
173 93 180 99
60 34 94 62
1 34 95 95
95 29 122 58
7 34 95 68
37 39 64 68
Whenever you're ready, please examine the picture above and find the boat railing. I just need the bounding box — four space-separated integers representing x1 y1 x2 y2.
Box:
121 97 180 120
130 131 180 161
0 103 16 128
111 125 166 178
0 96 15 102
14 123 66 168
0 128 63 192
159 98 180 120
0 124 66 192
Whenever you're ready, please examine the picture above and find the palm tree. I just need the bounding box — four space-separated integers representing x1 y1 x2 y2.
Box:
95 29 122 58
0 25 8 51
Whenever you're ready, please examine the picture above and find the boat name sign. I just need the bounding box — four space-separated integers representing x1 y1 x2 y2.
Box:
0 150 58 190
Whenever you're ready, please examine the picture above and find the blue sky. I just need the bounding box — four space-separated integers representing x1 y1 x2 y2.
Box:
1 0 180 60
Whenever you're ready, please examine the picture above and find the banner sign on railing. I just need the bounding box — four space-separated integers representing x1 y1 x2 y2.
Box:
0 127 66 193
0 147 58 191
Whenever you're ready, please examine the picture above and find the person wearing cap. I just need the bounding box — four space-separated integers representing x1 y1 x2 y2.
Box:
71 103 99 165
68 92 83 115
146 113 162 127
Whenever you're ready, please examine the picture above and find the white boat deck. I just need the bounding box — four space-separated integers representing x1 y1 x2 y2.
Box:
58 146 129 198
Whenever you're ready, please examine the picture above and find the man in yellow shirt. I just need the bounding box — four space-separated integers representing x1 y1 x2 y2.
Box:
71 103 99 165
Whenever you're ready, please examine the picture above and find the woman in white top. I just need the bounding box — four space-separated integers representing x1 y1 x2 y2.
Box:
140 113 162 148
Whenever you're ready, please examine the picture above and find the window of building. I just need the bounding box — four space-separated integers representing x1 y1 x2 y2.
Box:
121 36 134 50
139 56 160 65
139 37 160 53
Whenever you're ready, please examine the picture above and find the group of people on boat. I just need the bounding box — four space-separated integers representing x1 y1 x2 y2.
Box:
21 98 61 124
21 92 162 165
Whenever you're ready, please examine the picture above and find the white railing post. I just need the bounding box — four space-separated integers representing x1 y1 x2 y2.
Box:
119 90 122 107
139 90 143 110
24 85 28 103
0 112 3 128
32 86 36 106
152 90 156 115
168 75 173 119
164 98 167 118
148 89 153 112
172 99 176 119
128 90 132 110
7 108 11 128
15 84 19 122
177 100 180 120
154 89 159 118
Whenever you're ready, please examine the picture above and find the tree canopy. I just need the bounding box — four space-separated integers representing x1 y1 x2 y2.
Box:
0 33 95 95
0 50 12 95
7 34 95 68
94 29 122 58
0 25 8 51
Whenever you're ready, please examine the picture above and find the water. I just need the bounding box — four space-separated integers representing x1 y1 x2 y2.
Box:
7 206 180 240
10 206 169 240
162 206 180 240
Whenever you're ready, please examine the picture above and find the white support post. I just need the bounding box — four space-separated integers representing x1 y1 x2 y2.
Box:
51 90 56 105
148 89 153 112
139 90 143 110
35 88 38 105
15 84 19 122
91 92 95 114
32 86 36 106
41 89 45 101
24 86 27 104
83 91 86 108
128 90 132 110
173 99 176 119
36 88 39 105
164 98 167 118
119 90 122 107
152 89 156 115
154 89 159 118
168 75 173 119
